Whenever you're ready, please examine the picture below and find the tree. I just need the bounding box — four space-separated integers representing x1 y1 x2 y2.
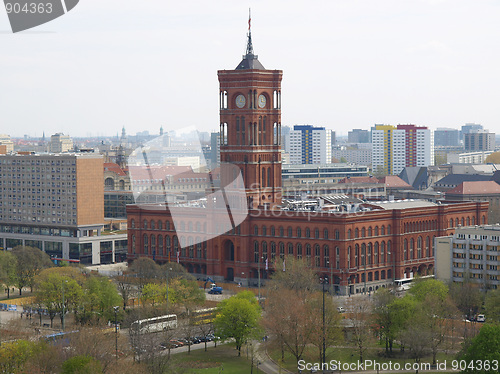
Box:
449 278 483 320
269 256 317 293
309 291 343 363
35 269 83 328
485 288 500 323
409 278 448 303
114 274 135 310
387 296 417 354
373 287 396 355
170 278 205 307
0 251 17 298
458 324 500 374
141 283 164 307
214 291 261 356
485 152 500 164
346 297 373 362
263 287 315 366
80 275 122 324
61 355 102 374
129 257 161 290
400 311 433 374
12 246 53 295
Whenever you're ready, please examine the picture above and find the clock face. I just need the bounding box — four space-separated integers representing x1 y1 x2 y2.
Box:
258 94 267 108
236 94 246 108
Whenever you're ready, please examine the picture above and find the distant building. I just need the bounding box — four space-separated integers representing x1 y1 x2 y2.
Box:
210 132 220 168
286 125 331 165
432 174 492 193
447 150 495 164
372 124 434 175
0 134 14 153
50 133 73 153
331 148 372 165
348 129 370 143
435 225 500 290
282 163 368 184
461 123 483 141
464 130 495 152
434 128 460 147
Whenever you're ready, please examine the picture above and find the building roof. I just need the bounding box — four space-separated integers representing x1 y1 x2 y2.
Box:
446 181 500 195
434 174 491 187
104 162 127 176
235 27 265 70
378 175 413 189
368 200 438 210
399 167 428 189
338 176 379 184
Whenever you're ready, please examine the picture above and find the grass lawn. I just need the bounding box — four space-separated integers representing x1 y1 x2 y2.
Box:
172 343 265 374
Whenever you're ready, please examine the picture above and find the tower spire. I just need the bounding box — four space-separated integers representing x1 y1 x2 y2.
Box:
246 8 254 56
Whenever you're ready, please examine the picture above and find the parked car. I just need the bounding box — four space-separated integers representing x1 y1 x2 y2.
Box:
337 306 345 313
477 314 486 322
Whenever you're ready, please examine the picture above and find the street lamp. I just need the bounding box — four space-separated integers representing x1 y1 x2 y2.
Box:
61 280 68 331
113 306 119 361
320 276 328 371
166 266 172 311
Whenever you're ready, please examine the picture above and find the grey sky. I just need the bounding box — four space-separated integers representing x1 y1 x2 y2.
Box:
1 0 500 137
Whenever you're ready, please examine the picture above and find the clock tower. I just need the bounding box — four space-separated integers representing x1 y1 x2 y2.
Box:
218 22 282 210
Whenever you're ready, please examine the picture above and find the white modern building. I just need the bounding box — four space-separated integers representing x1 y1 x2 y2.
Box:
285 125 331 165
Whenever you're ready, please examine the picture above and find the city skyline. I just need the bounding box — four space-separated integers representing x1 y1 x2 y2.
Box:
2 1 500 137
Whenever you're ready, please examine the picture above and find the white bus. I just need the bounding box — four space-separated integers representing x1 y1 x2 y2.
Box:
131 314 178 334
395 274 434 291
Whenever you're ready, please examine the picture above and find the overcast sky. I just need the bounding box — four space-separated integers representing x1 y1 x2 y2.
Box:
1 0 500 138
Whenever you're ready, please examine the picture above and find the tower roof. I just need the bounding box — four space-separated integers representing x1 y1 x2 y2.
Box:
235 10 265 70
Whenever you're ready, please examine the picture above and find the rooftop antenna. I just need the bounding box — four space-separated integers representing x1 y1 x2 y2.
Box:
246 8 254 56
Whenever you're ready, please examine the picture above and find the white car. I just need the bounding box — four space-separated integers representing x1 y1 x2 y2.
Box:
477 314 486 322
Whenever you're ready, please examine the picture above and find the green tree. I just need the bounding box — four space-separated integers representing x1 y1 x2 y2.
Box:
409 278 448 303
373 287 396 355
79 275 122 323
387 296 417 354
458 324 500 374
141 283 165 306
35 269 83 328
170 278 205 307
61 355 102 374
129 257 161 290
12 245 53 295
215 291 261 356
0 340 40 373
0 251 17 298
449 277 483 319
484 289 500 323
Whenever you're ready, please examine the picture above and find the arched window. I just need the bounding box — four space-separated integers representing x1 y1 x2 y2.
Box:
262 241 268 258
381 226 385 235
355 244 359 267
279 226 284 237
387 241 392 262
288 227 293 237
326 229 331 239
151 220 155 230
254 241 259 263
388 225 392 235
165 236 171 253
449 218 453 228
368 243 372 265
404 239 408 260
271 226 275 236
305 228 311 238
166 221 171 231
410 238 414 259
374 226 379 236
158 235 163 255
461 217 464 226
361 228 366 238
417 236 422 258
270 242 276 260
368 227 372 237
355 228 359 238
143 234 148 254
131 219 135 229
347 229 352 239
297 243 302 259
314 228 320 239
467 217 470 226
380 241 385 263
279 242 285 258
143 220 147 229
262 225 267 236
314 244 321 266
374 242 379 264
158 221 163 231
426 236 431 257
361 244 366 266
132 234 136 253
254 225 259 236
288 242 294 255
297 227 302 238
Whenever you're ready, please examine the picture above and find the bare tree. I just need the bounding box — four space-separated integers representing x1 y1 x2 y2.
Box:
346 297 374 362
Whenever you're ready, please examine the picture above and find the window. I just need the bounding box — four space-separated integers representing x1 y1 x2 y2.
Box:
314 228 319 239
297 243 302 259
288 243 293 255
254 225 259 236
151 220 155 230
271 226 275 236
254 241 259 263
143 234 148 254
306 228 311 238
347 229 351 239
131 219 135 229
143 220 147 229
297 227 302 238
279 226 284 237
262 226 267 236
288 227 293 237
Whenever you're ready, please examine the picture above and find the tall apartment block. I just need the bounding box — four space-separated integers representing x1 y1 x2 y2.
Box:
348 129 370 143
435 224 500 290
285 125 331 165
372 124 434 175
464 130 495 152
0 153 127 264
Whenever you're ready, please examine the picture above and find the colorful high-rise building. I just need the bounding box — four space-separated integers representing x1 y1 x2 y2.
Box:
372 124 434 175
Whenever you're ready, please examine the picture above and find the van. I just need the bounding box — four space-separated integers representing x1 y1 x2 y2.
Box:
477 314 485 323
